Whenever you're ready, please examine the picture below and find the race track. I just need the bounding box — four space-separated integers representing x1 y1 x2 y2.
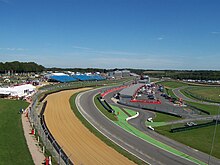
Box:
76 88 207 165
44 88 135 165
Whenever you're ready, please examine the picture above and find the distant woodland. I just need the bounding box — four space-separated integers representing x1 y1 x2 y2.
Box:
0 61 219 80
143 70 220 80
0 61 45 73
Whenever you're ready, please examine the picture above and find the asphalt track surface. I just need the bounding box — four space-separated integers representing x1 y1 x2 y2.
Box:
76 87 220 165
105 90 220 165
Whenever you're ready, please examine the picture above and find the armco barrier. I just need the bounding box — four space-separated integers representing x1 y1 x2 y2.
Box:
40 115 72 164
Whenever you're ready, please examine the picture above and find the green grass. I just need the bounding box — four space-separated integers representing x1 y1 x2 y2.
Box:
153 112 181 122
94 94 117 121
70 92 147 165
165 88 178 98
156 123 220 159
146 121 167 127
185 101 219 115
0 99 34 165
158 81 189 89
124 108 137 116
183 86 220 103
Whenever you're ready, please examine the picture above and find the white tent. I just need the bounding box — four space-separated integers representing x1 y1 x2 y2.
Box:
0 84 36 98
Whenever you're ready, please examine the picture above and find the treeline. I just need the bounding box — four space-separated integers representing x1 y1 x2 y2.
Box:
0 61 45 73
143 70 220 80
48 67 106 73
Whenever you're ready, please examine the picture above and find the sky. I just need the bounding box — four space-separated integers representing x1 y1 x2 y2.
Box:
0 0 220 70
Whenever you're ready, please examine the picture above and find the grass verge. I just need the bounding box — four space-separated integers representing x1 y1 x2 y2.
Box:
0 99 34 165
94 94 117 121
156 123 220 159
69 92 147 165
184 87 220 103
185 101 219 115
157 81 189 89
154 112 181 122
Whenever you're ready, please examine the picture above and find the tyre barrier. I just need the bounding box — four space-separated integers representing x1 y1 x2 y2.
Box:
97 97 115 113
104 99 113 110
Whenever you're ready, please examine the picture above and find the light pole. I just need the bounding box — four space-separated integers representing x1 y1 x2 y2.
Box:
208 95 220 165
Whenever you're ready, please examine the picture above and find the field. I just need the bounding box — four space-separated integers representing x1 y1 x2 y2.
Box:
156 124 220 159
153 112 181 122
0 99 34 165
186 101 219 115
157 81 189 89
184 86 220 103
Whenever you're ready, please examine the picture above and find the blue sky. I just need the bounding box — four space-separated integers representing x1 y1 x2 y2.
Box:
0 0 219 69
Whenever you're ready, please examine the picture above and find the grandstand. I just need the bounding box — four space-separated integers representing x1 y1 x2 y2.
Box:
49 75 78 83
47 73 105 83
72 74 105 81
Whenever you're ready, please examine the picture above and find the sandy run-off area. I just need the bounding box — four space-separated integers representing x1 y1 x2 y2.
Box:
44 88 135 165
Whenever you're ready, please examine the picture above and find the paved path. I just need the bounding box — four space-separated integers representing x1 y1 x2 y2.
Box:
22 107 45 165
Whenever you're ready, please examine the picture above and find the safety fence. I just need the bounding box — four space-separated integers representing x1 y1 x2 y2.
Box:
171 120 220 133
